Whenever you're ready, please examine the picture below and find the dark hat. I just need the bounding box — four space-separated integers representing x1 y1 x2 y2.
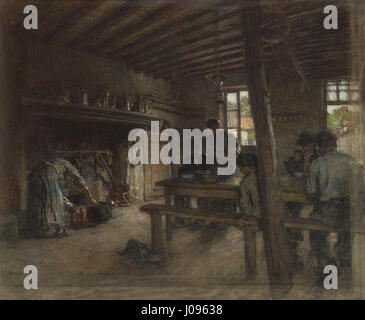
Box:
237 152 257 169
296 132 314 146
206 118 221 128
314 130 337 147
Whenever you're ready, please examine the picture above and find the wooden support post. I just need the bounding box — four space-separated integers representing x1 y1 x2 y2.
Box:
242 3 292 288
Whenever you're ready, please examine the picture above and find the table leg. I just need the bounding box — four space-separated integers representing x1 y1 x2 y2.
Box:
150 213 164 253
164 186 173 242
166 216 173 242
244 231 257 278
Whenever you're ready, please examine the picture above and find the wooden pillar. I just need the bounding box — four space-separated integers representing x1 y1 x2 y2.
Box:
242 3 292 288
0 1 28 216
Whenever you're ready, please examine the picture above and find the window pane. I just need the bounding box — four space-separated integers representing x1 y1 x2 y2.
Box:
240 91 251 116
227 93 238 110
339 91 349 101
339 80 349 90
228 129 238 140
327 91 337 101
327 84 337 90
351 91 359 101
227 111 238 127
241 116 254 130
241 130 256 146
350 83 359 90
241 130 248 146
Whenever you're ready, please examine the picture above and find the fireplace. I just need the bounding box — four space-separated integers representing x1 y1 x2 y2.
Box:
20 98 159 211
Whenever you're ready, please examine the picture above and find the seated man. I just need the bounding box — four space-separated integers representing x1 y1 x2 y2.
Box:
285 132 319 178
199 118 237 212
307 131 353 283
285 132 319 272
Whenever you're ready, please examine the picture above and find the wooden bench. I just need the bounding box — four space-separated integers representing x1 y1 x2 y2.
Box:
285 217 345 233
140 203 260 277
140 203 348 279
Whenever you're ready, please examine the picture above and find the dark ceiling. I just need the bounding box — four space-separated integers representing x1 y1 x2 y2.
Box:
23 0 352 83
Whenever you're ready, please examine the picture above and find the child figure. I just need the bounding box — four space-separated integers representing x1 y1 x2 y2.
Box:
237 153 260 218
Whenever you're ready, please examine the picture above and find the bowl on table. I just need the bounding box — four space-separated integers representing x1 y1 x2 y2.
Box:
195 170 218 183
180 173 195 179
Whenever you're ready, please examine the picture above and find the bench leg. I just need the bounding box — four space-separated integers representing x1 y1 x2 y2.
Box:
166 216 173 241
150 213 164 253
244 231 257 278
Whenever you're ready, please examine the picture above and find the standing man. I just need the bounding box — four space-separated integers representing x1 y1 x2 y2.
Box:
307 131 353 283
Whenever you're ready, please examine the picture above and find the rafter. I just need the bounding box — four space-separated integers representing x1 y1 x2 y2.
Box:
152 49 244 78
66 0 161 48
143 43 243 75
48 1 131 45
127 31 243 71
108 5 239 59
168 63 245 81
40 0 90 42
158 56 244 79
105 0 222 55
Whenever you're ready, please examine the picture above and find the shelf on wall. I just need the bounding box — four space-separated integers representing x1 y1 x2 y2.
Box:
21 97 160 129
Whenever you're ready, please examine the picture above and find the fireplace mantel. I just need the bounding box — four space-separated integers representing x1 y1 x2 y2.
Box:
21 97 159 128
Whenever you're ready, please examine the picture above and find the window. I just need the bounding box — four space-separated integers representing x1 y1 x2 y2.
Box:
225 89 256 146
326 80 360 133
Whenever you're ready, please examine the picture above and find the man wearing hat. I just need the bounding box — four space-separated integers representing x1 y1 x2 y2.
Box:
285 132 319 178
307 130 353 282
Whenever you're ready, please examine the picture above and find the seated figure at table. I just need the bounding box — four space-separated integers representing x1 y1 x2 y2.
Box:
198 118 237 211
285 132 319 272
307 131 353 283
237 153 260 218
285 132 319 179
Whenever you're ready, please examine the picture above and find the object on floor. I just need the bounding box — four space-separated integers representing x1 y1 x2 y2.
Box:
120 239 161 263
86 201 114 224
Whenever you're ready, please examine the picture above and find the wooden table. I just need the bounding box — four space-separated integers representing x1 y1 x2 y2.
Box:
157 177 307 206
156 177 242 240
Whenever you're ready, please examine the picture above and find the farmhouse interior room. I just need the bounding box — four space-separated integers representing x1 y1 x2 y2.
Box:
1 0 365 299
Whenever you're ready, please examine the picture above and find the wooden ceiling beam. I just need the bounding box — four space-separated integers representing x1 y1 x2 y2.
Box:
167 62 245 81
152 49 243 78
37 0 88 41
45 0 104 43
144 44 243 73
66 0 161 48
105 0 222 55
111 8 238 61
48 0 132 45
136 42 242 72
129 32 243 71
158 56 244 79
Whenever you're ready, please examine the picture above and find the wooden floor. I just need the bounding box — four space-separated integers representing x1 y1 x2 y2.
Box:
0 202 360 299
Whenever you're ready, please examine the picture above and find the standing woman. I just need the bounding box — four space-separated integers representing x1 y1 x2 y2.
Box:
27 158 96 238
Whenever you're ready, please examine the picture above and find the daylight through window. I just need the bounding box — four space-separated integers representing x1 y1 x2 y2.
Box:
326 80 360 134
225 90 256 146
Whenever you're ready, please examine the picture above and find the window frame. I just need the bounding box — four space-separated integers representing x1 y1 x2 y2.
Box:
325 80 359 105
223 86 255 146
325 79 360 132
